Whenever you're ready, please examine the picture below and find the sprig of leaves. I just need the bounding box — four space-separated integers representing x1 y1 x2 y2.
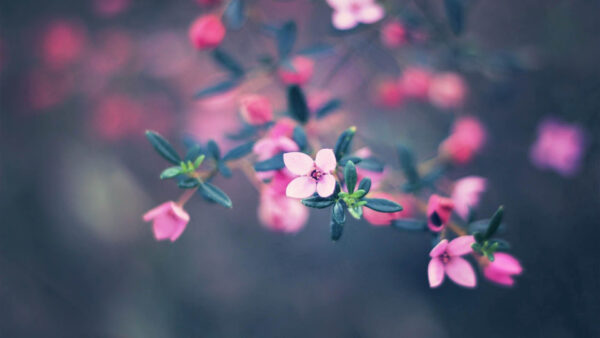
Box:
471 206 505 261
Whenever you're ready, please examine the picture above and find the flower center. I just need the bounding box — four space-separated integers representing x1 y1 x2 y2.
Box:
350 2 362 13
441 252 450 264
310 169 324 181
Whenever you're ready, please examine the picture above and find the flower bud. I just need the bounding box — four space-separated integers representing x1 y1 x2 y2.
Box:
398 67 432 99
143 201 190 242
428 72 467 109
426 194 454 232
380 20 407 48
278 56 314 85
189 14 226 50
239 94 273 125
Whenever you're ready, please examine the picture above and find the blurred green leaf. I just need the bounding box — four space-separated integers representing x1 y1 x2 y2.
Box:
199 182 232 208
287 85 310 124
364 198 403 213
145 130 181 165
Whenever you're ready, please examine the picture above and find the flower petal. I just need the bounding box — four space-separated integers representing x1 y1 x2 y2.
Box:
316 174 336 197
447 235 475 256
445 257 477 288
283 152 315 175
429 239 448 257
484 268 515 286
169 221 187 242
428 257 445 288
491 253 523 275
143 201 174 221
286 176 317 199
332 10 358 30
315 148 337 172
357 3 385 24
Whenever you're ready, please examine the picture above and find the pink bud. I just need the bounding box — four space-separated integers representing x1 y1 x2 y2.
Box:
363 192 415 226
258 186 309 233
189 14 226 50
427 194 454 232
143 201 190 242
398 67 432 99
278 56 315 85
483 253 523 286
40 20 87 69
375 79 404 108
380 20 407 48
428 72 467 109
439 116 487 165
239 94 273 125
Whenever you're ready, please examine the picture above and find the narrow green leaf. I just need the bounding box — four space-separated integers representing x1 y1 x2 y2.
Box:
160 167 183 179
218 162 232 178
222 141 255 161
207 140 220 160
292 126 307 151
344 161 357 193
356 158 385 172
391 219 427 231
254 153 285 171
194 80 239 99
276 21 297 59
397 144 419 184
358 178 371 195
334 126 356 160
179 177 200 189
444 0 464 35
212 48 244 77
194 155 206 168
302 195 336 209
363 198 403 213
199 182 233 208
332 201 346 224
315 99 341 119
287 85 310 124
145 130 181 165
330 219 344 241
223 0 246 30
484 206 504 239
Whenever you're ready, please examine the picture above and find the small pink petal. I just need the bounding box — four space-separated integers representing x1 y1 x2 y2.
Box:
315 148 336 172
332 11 358 30
283 152 315 175
142 201 172 221
447 235 475 256
275 137 300 153
429 239 448 257
428 257 445 288
491 253 523 275
286 176 317 199
484 268 515 286
357 3 385 24
445 257 477 288
168 221 187 242
316 174 336 197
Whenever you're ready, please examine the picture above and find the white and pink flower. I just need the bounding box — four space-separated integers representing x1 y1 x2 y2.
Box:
284 149 337 199
143 201 190 242
428 236 477 288
326 0 385 30
451 176 487 220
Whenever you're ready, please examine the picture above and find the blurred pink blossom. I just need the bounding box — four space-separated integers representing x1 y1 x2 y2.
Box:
259 173 309 233
483 252 523 286
284 149 337 199
427 194 454 232
375 79 403 108
363 192 416 226
26 68 76 110
87 29 134 76
40 20 87 69
278 56 314 85
451 176 487 220
326 0 385 30
529 118 585 177
353 147 385 190
398 67 432 99
189 14 226 50
92 0 132 17
239 94 273 125
428 72 467 109
440 116 487 165
428 236 477 288
143 201 190 242
92 93 143 140
380 20 407 48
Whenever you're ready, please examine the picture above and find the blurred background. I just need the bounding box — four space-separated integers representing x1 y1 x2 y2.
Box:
1 0 600 337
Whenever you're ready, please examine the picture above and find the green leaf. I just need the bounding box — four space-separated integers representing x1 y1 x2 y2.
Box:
160 166 183 179
334 126 356 160
222 141 255 161
344 161 357 193
194 80 239 99
332 201 346 224
218 162 232 178
145 130 181 165
212 48 244 77
207 140 221 160
484 206 504 239
444 0 465 35
473 232 485 244
223 0 246 30
276 21 297 59
254 153 285 171
364 198 403 213
315 99 341 119
397 144 419 184
339 156 361 166
330 219 344 241
297 43 334 57
194 155 206 169
489 238 510 251
199 182 232 208
287 85 309 124
358 178 371 195
179 177 200 189
356 158 385 172
302 195 336 209
292 126 308 151
391 219 427 231
348 205 363 219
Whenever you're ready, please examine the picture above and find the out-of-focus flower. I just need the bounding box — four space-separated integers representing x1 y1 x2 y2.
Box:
189 14 226 50
451 176 487 220
259 172 309 233
428 72 467 109
26 68 76 110
353 147 385 190
253 134 299 182
439 116 487 165
428 236 477 288
284 149 337 198
483 252 523 286
92 93 143 140
87 29 133 76
278 56 314 85
398 67 432 99
529 118 585 177
427 194 454 232
239 94 273 125
92 0 132 17
380 20 406 48
363 192 415 226
143 201 190 242
375 79 403 108
326 0 385 30
40 20 87 69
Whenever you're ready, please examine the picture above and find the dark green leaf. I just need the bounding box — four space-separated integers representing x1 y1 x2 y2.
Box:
222 141 255 161
212 48 244 77
397 144 419 184
330 219 344 241
473 232 485 244
357 177 371 195
292 126 307 151
287 85 309 124
218 162 232 178
444 0 464 35
297 43 334 57
199 182 233 208
334 126 356 160
468 219 506 235
489 238 510 251
194 80 239 99
179 177 200 189
254 153 285 171
339 156 361 166
302 195 336 209
207 140 220 160
344 161 357 193
391 219 427 231
160 167 182 179
356 158 384 172
364 198 403 213
276 21 297 59
332 201 346 225
226 125 258 140
145 130 181 165
315 99 342 119
223 0 246 30
484 206 504 239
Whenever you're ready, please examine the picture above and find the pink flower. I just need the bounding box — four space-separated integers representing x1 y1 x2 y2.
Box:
375 79 404 108
428 236 477 288
143 201 190 242
427 194 454 232
269 118 297 138
451 176 487 220
326 0 385 30
40 20 87 69
239 94 273 125
188 14 226 50
529 118 585 177
259 183 309 233
363 192 415 226
278 56 315 85
92 0 131 17
284 149 337 199
428 72 467 109
483 253 523 286
380 20 407 48
439 116 487 165
398 67 432 99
